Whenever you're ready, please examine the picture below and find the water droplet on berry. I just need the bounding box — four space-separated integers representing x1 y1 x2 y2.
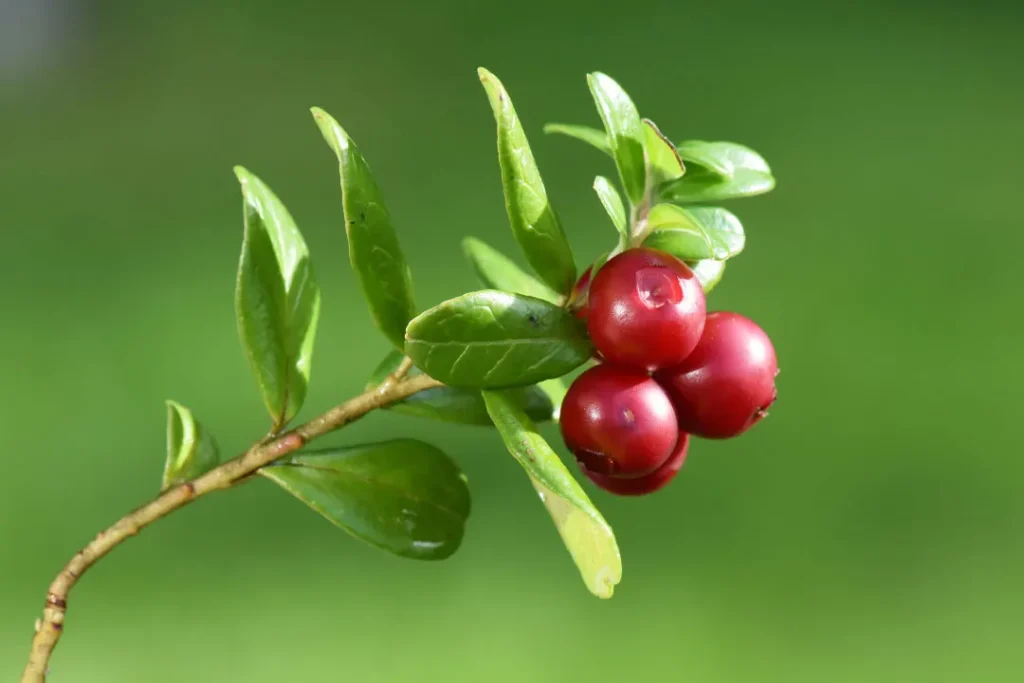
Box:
635 267 683 309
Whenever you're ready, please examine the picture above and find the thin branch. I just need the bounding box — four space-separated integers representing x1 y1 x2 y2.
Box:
21 369 442 683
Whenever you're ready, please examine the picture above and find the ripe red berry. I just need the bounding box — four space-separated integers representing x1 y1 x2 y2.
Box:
580 432 689 496
560 364 679 478
586 248 706 371
655 311 778 439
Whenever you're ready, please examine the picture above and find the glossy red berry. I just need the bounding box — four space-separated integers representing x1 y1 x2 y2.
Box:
580 432 689 496
656 311 778 439
560 364 679 478
586 248 706 371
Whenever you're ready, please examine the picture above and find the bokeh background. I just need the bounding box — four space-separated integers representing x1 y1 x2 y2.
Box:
2 0 1022 681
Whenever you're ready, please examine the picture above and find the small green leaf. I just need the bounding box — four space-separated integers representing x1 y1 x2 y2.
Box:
482 391 621 598
664 141 775 203
643 205 745 260
405 290 592 389
643 204 714 260
642 119 684 185
543 123 612 155
234 167 321 429
461 237 560 305
367 350 556 425
688 259 727 294
162 400 219 491
311 108 416 350
587 72 646 205
260 440 470 561
592 176 627 239
478 68 577 296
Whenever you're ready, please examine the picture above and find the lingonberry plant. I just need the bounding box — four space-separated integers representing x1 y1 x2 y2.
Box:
21 68 778 682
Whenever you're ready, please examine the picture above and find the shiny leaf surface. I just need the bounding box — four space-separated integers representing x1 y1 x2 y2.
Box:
592 176 627 239
479 68 576 295
642 119 685 185
312 108 416 350
234 167 321 429
405 290 592 389
543 123 612 155
483 391 621 598
260 440 470 561
587 72 646 205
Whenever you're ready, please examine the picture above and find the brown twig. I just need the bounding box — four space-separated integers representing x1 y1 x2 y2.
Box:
21 368 442 683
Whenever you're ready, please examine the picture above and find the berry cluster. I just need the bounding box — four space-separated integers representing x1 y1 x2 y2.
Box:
561 247 778 496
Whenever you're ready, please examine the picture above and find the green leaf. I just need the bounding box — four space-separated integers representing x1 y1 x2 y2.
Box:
478 68 577 296
642 204 714 260
461 237 560 305
688 259 727 294
162 400 219 491
234 167 321 430
642 119 684 185
592 176 627 239
260 440 470 561
587 72 646 205
643 205 745 260
664 141 775 203
367 350 556 425
482 391 621 598
311 107 416 350
405 290 592 389
543 123 612 155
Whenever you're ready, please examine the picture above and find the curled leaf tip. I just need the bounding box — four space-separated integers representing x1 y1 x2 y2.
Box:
232 165 250 183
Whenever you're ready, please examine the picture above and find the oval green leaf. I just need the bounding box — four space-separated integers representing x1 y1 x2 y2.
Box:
642 119 684 185
405 290 592 389
234 167 321 430
482 391 621 598
688 259 727 294
664 141 775 203
311 107 416 350
478 68 577 296
367 350 556 425
259 440 470 561
162 400 219 491
461 237 560 305
592 176 627 239
587 72 646 205
543 123 612 156
644 204 745 261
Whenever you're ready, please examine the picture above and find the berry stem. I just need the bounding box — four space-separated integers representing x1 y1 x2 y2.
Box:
20 362 442 683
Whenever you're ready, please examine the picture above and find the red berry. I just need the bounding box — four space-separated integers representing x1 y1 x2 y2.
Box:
586 248 706 371
580 432 689 496
655 311 778 439
560 364 679 478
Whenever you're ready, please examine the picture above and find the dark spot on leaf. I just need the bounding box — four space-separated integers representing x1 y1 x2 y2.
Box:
527 314 539 327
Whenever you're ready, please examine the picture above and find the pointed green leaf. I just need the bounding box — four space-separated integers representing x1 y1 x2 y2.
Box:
260 440 470 561
367 350 556 425
642 119 684 185
405 290 592 389
478 68 577 296
311 108 416 350
688 259 726 294
234 167 321 429
482 391 621 598
162 400 219 491
664 141 774 203
543 123 612 155
592 176 627 239
461 237 560 305
643 205 745 261
587 72 646 205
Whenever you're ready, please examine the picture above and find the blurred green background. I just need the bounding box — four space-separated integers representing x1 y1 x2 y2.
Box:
2 0 1022 681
